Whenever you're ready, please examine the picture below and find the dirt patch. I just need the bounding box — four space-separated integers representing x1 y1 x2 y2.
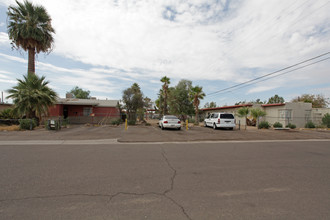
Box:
0 123 329 142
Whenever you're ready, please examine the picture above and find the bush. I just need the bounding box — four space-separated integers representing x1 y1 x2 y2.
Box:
0 108 16 119
258 121 270 129
110 118 121 125
322 113 330 128
188 118 195 123
128 120 136 125
286 123 296 129
62 119 69 127
19 119 37 130
305 121 315 128
273 122 283 128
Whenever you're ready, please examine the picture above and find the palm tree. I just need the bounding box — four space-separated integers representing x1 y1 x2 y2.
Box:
237 107 250 130
190 86 205 125
250 108 266 129
7 0 55 74
160 76 170 115
7 74 58 121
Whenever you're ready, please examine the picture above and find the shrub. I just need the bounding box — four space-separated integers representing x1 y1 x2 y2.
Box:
322 113 330 128
258 121 270 129
110 118 121 125
128 120 136 125
62 119 69 127
0 109 16 119
273 122 283 128
286 123 296 129
19 119 37 130
305 121 315 128
188 118 195 123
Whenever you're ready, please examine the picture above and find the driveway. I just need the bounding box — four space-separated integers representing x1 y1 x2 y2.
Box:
0 124 329 142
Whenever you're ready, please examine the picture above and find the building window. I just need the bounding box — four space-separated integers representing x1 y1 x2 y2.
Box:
83 107 92 116
279 109 292 119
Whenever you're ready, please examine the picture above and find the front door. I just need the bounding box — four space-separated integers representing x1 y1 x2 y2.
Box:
63 106 68 119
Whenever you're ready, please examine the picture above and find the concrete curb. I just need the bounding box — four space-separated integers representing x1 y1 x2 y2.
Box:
0 139 329 146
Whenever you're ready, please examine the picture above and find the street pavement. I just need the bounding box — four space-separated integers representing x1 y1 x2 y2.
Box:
0 139 330 219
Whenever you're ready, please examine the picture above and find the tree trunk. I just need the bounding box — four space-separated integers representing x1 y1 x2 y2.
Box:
163 93 167 115
28 47 35 74
195 106 199 125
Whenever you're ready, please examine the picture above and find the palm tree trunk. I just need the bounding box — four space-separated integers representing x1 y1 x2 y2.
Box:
164 94 167 115
195 106 198 125
28 47 35 74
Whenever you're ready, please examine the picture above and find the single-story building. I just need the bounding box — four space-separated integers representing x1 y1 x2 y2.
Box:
0 103 13 112
48 97 120 124
202 102 330 128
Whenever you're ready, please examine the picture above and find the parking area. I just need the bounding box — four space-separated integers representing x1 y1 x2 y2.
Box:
1 122 330 142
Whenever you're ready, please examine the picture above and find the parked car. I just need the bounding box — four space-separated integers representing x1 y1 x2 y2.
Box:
204 112 236 130
159 115 181 130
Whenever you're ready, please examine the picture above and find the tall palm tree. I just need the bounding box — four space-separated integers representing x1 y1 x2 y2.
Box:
160 76 170 115
7 74 58 121
7 0 55 74
190 86 205 125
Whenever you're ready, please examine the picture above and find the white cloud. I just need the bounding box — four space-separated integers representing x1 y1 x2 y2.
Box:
0 32 10 45
1 0 330 100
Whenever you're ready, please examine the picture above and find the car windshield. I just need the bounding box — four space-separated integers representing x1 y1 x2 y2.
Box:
164 116 178 120
220 114 234 119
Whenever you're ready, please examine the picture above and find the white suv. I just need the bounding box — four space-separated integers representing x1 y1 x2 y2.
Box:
204 112 236 130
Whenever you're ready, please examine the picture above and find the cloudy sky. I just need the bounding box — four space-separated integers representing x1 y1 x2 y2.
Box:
0 0 329 107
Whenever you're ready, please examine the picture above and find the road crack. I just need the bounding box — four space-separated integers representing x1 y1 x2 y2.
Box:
0 147 191 219
160 146 192 220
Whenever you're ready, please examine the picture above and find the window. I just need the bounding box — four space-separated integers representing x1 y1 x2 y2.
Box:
83 107 93 116
164 116 178 120
220 114 234 119
212 113 219 118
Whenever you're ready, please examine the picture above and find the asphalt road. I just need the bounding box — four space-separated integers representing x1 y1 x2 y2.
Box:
0 140 330 219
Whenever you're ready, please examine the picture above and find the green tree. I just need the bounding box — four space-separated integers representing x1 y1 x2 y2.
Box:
267 94 285 104
168 80 194 120
322 113 330 128
7 0 55 74
250 108 266 129
122 83 144 122
235 101 246 105
250 99 265 104
69 86 91 99
6 74 58 121
160 76 170 115
190 86 205 125
155 89 164 114
237 107 250 130
291 94 329 108
204 101 217 108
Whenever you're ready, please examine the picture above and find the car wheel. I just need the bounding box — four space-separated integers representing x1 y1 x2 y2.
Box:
229 127 234 130
161 124 164 130
204 121 207 127
213 123 217 130
178 127 181 130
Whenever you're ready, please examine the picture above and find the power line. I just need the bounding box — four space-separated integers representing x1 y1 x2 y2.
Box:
206 52 330 96
220 57 330 94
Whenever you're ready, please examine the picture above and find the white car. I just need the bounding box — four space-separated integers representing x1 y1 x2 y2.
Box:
204 112 236 130
159 115 181 130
